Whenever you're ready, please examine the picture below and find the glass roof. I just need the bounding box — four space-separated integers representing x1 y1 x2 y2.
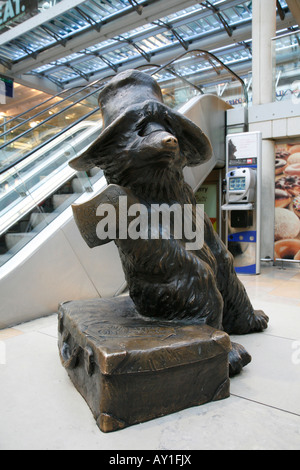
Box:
0 0 297 89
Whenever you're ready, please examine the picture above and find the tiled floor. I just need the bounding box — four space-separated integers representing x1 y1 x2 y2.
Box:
0 264 300 450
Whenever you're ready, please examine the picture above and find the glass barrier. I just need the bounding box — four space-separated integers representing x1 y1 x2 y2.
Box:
272 31 300 103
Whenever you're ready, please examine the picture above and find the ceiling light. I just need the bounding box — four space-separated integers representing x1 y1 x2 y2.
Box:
29 121 38 128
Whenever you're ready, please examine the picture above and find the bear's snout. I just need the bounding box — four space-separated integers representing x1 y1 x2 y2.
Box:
162 134 178 149
135 129 181 167
144 131 179 153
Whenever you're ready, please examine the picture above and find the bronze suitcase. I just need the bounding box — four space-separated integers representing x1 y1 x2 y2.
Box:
58 295 231 433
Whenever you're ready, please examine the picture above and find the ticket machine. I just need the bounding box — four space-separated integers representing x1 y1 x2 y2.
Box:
222 131 262 274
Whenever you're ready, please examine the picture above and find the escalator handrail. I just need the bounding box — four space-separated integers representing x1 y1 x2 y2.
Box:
0 107 100 175
159 67 205 95
0 77 107 140
151 62 204 95
0 82 105 155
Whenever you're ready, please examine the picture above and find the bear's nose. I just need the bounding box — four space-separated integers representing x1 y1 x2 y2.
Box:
162 135 178 148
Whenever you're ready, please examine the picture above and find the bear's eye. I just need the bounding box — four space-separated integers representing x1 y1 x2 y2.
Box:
136 119 158 137
137 123 147 137
137 121 167 137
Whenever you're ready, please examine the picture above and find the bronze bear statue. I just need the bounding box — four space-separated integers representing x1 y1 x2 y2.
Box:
69 69 269 376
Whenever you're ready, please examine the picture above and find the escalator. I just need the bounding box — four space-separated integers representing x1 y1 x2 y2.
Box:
0 51 247 328
0 77 111 268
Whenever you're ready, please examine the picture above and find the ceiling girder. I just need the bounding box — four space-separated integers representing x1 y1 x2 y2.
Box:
40 24 68 47
74 6 102 32
128 0 143 15
152 19 189 51
200 1 234 37
83 50 119 72
117 35 151 61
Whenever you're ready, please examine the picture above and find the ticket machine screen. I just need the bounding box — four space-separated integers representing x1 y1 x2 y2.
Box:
229 177 246 192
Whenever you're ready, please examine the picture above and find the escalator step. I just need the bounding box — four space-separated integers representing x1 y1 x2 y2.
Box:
0 253 12 266
52 194 71 209
5 233 34 251
90 168 101 177
72 179 84 193
30 212 57 228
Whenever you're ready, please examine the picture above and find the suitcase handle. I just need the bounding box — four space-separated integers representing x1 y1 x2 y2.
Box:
60 334 95 375
60 340 80 370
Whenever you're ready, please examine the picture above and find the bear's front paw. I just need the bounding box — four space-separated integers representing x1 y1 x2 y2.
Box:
253 310 269 332
229 342 252 377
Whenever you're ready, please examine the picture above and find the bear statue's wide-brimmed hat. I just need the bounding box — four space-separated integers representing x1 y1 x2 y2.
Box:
69 69 212 171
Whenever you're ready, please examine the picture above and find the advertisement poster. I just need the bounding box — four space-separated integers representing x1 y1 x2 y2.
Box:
275 143 300 260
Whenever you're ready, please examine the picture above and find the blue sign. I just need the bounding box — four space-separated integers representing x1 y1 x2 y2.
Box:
235 264 257 275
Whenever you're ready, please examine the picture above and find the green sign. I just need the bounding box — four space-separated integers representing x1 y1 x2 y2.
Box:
0 0 38 30
195 184 217 231
0 75 14 98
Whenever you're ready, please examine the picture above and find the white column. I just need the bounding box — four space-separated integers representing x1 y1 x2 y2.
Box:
252 1 277 261
260 139 276 260
252 0 277 105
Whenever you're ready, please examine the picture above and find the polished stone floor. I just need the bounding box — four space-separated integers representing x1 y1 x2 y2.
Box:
0 264 300 450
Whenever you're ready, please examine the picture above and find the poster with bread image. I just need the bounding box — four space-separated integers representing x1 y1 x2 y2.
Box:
275 143 300 261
